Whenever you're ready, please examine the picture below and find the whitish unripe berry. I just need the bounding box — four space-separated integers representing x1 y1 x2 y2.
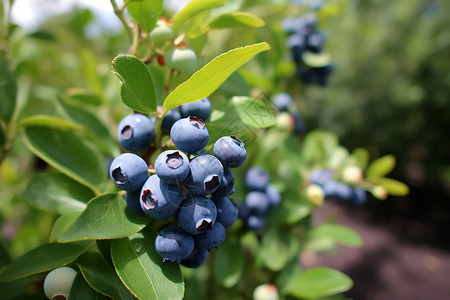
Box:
306 184 324 207
43 267 77 299
342 166 364 183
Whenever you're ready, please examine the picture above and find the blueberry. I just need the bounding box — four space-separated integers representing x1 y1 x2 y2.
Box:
266 184 281 207
352 188 367 205
124 190 145 214
178 196 217 234
185 155 224 196
323 180 353 201
212 197 238 228
194 221 226 250
236 202 251 221
273 93 293 112
109 153 149 192
305 32 324 53
180 97 212 121
245 191 270 215
155 150 190 185
161 108 181 131
140 175 183 220
165 47 198 74
180 248 209 268
309 168 334 187
170 116 209 154
117 113 155 152
213 136 246 168
292 111 305 134
211 167 235 198
245 166 270 191
245 214 266 231
43 267 77 300
155 226 195 263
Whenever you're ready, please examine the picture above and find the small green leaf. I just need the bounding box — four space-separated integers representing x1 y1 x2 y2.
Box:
232 96 276 128
366 155 396 178
50 212 81 242
370 177 409 196
163 42 270 112
172 0 226 33
77 252 136 300
257 228 300 271
69 273 110 300
127 0 163 33
308 224 363 247
56 193 151 243
283 267 353 299
111 231 184 300
214 238 244 288
0 56 17 123
19 115 85 130
0 241 92 282
351 147 369 169
67 88 103 106
22 172 94 214
112 55 157 113
208 12 265 29
22 126 106 194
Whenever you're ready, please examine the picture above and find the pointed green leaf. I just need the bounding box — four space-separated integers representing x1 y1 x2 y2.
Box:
56 193 151 243
19 115 85 130
213 238 244 288
67 88 103 106
208 12 265 29
22 126 106 194
232 96 276 128
308 224 363 247
351 147 369 169
111 231 184 300
370 177 409 196
128 0 163 33
112 55 157 113
77 252 136 300
0 56 17 123
69 273 110 300
50 211 82 242
283 267 353 298
22 172 94 214
0 241 92 282
172 0 226 33
163 42 270 112
367 154 396 178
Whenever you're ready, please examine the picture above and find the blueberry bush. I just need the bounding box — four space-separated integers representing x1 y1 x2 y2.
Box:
0 1 409 299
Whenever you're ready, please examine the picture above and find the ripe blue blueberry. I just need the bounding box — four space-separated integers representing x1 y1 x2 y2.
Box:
117 113 155 152
245 191 270 215
245 166 270 191
161 107 181 131
184 155 224 196
245 214 266 232
170 116 209 154
309 168 334 187
180 247 209 268
179 97 212 121
213 136 246 168
323 180 353 201
194 221 226 250
211 167 235 198
124 190 145 214
155 226 195 263
352 188 367 205
212 197 238 228
266 184 281 207
292 111 305 134
109 153 149 192
140 175 183 220
178 196 217 234
273 93 293 112
155 150 190 185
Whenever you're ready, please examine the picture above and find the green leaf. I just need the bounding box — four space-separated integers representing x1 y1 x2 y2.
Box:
213 238 244 288
111 231 184 300
50 212 81 242
0 241 92 282
351 147 369 169
112 55 157 113
0 278 30 300
19 115 85 130
172 0 226 33
208 12 265 29
366 154 396 178
301 130 339 165
55 193 151 243
283 267 353 299
67 88 103 106
22 126 106 194
0 56 17 123
22 172 94 214
69 273 110 300
308 224 363 247
232 96 276 128
163 42 270 112
77 252 136 300
370 177 409 196
127 0 163 33
268 198 310 225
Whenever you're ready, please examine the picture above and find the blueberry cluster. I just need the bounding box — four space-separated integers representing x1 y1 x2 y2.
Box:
109 100 244 268
282 12 333 86
237 167 281 232
308 168 367 205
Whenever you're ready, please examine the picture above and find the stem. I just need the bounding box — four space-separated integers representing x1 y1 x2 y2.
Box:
1 0 13 59
131 21 140 56
110 0 133 42
164 68 176 98
153 109 167 151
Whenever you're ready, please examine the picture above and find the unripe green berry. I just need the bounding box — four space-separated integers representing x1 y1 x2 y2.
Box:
253 283 279 300
44 267 77 299
165 47 198 74
150 20 174 46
